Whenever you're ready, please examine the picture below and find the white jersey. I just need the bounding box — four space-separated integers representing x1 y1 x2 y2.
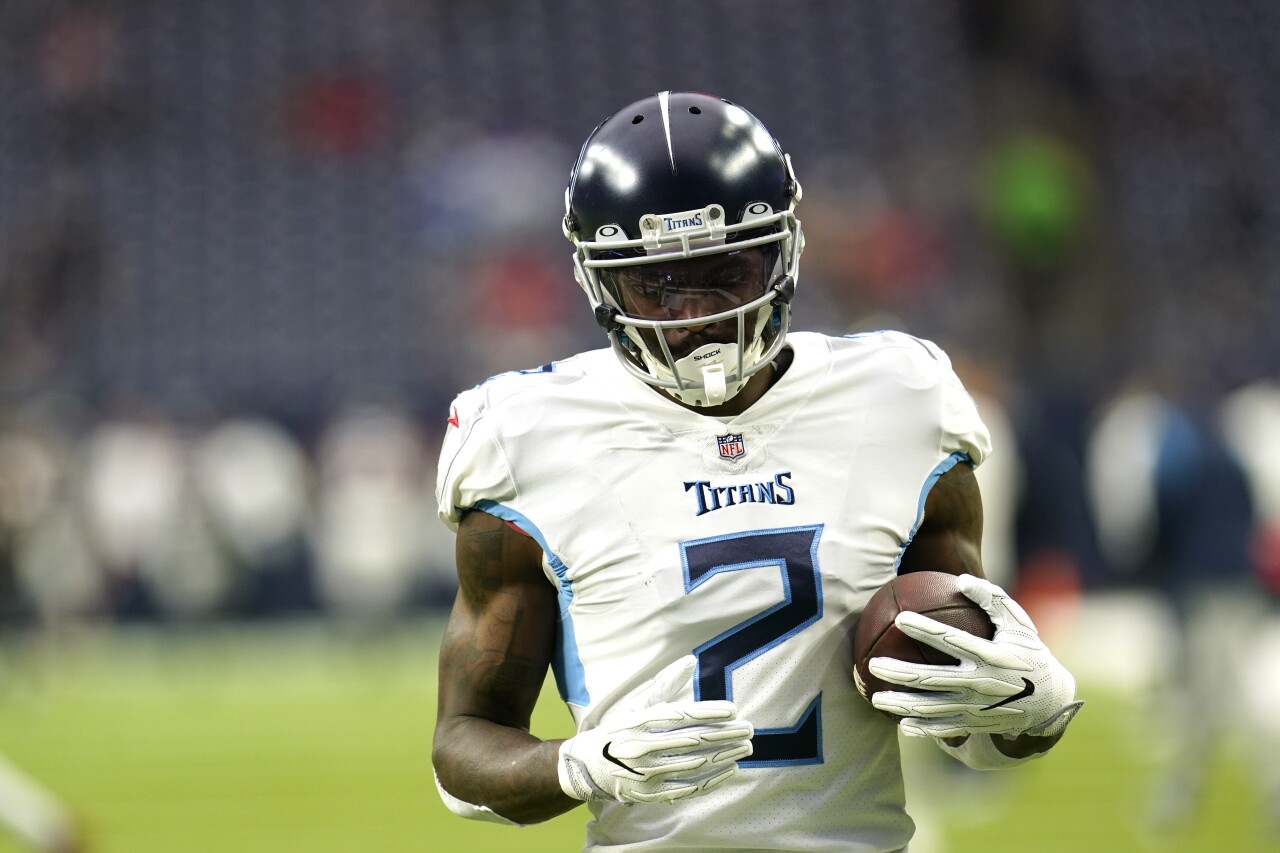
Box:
436 331 992 853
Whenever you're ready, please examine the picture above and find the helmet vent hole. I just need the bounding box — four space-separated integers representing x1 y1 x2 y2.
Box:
632 115 644 124
689 107 702 115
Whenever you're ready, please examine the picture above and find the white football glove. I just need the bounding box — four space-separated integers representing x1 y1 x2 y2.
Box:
869 574 1083 739
558 655 754 805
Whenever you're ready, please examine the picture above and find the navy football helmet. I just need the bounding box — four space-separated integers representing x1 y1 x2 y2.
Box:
563 92 804 407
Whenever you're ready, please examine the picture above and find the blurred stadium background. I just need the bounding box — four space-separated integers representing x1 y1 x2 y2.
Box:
1 0 1279 850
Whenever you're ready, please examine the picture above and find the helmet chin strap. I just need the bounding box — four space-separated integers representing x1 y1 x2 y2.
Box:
700 362 728 406
643 341 747 407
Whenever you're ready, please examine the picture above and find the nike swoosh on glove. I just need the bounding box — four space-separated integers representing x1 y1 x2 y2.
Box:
558 656 754 804
869 574 1083 739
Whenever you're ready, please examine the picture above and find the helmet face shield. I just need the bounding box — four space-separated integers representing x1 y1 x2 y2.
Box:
603 248 773 325
564 91 804 407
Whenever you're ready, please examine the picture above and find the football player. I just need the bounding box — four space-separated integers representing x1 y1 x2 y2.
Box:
432 91 1082 851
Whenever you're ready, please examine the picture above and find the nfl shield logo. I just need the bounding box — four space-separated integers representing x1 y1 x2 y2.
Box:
716 433 746 461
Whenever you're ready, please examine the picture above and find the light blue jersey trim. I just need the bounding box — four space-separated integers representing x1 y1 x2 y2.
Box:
892 451 971 572
472 500 589 707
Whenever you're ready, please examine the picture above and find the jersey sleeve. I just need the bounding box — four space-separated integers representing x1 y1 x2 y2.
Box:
928 340 993 468
435 386 518 531
878 332 993 468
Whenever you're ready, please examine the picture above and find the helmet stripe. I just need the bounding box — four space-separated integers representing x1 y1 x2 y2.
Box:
658 90 677 175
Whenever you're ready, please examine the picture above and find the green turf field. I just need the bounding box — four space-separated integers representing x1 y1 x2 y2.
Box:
0 618 1273 853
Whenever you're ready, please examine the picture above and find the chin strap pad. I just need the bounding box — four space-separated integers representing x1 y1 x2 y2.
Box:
701 363 727 405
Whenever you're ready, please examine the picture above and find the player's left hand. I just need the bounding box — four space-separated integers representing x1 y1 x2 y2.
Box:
869 574 1083 739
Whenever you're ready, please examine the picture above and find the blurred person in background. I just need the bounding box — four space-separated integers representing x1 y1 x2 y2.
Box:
1218 381 1280 834
1086 378 1270 836
0 204 113 398
431 91 1082 852
0 412 102 625
1140 394 1257 833
0 413 88 853
79 410 186 619
1 1 132 398
310 403 437 620
193 416 314 615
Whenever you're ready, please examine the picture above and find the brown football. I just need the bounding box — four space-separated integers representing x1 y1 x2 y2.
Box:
852 571 995 708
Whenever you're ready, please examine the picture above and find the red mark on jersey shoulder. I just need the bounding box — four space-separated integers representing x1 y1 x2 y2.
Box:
447 407 459 428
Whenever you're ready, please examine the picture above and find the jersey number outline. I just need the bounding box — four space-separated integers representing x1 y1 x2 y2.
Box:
680 525 824 767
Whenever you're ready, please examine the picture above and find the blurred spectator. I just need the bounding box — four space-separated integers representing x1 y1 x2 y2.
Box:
35 1 134 159
1219 381 1280 830
406 131 571 248
1086 384 1266 833
193 417 314 613
138 484 234 619
0 413 101 623
282 67 397 159
460 248 576 378
795 151 969 343
1219 381 1280 596
405 130 585 382
80 412 185 618
309 404 439 618
0 204 114 395
981 132 1097 279
1085 390 1168 577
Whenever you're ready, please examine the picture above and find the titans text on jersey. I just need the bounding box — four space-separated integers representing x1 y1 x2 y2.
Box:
684 471 795 516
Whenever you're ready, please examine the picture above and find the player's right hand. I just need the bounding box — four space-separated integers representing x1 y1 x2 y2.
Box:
869 574 1082 740
557 655 754 804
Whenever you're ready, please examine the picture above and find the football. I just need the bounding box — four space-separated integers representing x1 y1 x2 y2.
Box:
852 571 996 707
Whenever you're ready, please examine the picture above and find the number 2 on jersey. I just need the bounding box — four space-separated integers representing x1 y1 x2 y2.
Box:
679 525 824 767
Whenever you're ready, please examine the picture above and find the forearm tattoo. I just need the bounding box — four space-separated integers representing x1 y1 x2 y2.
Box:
434 513 570 819
444 513 552 726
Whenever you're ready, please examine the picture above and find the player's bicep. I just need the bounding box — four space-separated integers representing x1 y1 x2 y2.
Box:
899 462 986 579
437 509 558 731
